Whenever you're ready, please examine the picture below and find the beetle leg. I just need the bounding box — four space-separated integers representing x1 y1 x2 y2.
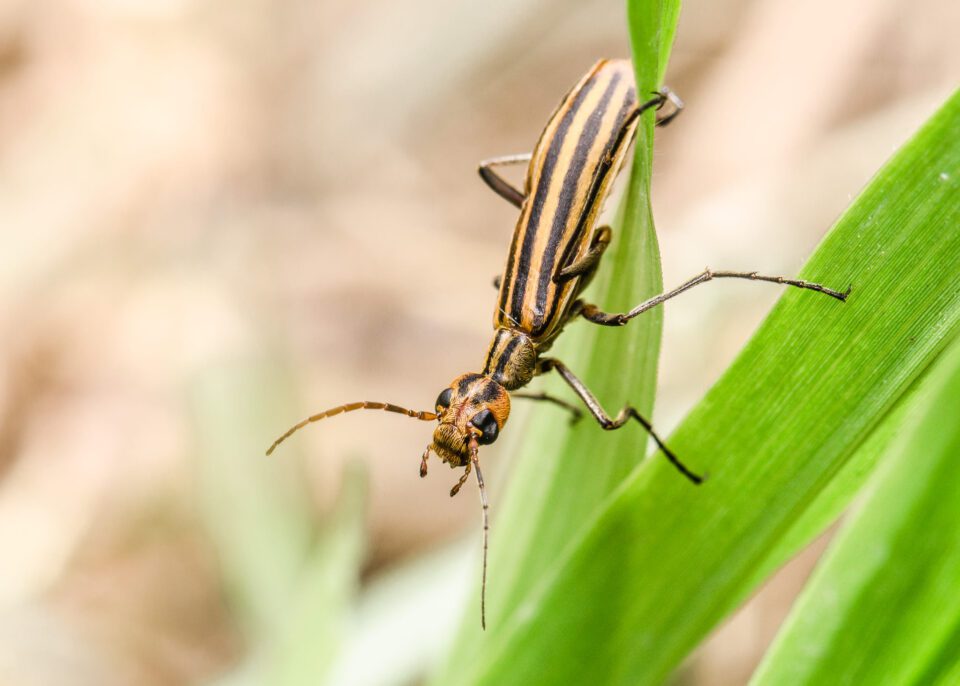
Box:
478 153 531 208
512 391 583 424
654 86 684 127
579 268 851 326
538 357 703 484
555 225 612 283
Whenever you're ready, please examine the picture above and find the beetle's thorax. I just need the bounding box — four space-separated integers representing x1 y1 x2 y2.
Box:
482 328 537 390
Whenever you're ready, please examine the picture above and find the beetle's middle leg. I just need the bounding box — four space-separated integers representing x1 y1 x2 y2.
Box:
513 391 583 424
478 153 531 209
577 268 850 326
555 225 612 283
538 357 702 484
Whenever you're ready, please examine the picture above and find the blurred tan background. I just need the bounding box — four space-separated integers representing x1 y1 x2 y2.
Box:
0 0 956 684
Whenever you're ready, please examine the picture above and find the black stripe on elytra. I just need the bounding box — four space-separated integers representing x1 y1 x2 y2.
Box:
506 73 601 323
496 213 523 324
551 84 637 298
541 88 655 327
493 335 522 381
531 71 623 333
549 86 643 322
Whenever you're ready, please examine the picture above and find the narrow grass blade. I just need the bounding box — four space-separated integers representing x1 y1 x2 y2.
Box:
750 335 960 685
739 351 941 602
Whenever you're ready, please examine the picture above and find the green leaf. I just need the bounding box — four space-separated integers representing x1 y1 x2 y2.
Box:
628 0 682 86
750 334 960 685
456 87 960 685
738 355 935 607
431 2 680 680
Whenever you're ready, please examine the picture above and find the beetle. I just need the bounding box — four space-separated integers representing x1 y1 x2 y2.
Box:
266 59 848 629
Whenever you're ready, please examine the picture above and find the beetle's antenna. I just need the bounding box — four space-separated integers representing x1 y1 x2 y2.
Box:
266 402 438 456
469 435 489 631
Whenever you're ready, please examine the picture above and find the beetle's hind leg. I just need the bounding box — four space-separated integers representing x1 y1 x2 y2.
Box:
478 153 531 209
538 357 703 484
578 268 850 327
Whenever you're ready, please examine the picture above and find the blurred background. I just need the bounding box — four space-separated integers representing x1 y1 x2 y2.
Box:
0 0 956 684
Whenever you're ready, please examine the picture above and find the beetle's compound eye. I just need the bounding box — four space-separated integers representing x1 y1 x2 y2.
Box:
470 409 499 445
435 388 453 412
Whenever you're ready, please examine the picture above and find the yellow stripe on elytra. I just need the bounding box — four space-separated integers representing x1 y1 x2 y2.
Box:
521 65 610 329
495 59 638 343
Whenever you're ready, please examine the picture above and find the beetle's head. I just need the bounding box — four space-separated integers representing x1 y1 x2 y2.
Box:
430 373 510 466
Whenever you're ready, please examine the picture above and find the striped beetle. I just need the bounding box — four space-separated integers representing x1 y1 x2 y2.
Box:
267 59 848 628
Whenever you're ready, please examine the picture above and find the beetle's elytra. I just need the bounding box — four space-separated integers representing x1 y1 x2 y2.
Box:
267 59 848 629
